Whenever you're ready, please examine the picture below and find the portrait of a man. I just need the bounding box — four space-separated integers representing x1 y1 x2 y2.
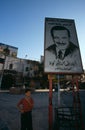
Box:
44 18 83 73
46 26 78 60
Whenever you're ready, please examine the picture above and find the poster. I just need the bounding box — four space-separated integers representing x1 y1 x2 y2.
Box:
44 18 83 74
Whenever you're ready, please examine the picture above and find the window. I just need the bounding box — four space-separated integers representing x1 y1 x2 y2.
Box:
9 64 13 69
25 67 29 71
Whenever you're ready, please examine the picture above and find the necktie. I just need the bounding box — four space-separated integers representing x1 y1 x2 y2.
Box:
58 50 63 59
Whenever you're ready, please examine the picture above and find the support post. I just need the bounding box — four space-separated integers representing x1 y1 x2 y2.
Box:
57 74 60 107
48 74 53 130
72 76 84 130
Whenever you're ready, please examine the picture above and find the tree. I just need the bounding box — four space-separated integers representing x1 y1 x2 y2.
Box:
3 46 10 56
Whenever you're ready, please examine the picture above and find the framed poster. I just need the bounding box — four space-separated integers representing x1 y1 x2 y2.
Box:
44 17 83 74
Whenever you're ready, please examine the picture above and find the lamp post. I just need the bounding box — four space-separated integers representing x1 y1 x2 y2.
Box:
0 46 10 89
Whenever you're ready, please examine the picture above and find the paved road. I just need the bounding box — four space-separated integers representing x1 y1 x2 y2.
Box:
0 90 85 130
0 91 51 130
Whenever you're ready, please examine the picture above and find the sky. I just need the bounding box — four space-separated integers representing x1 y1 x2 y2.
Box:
0 0 85 69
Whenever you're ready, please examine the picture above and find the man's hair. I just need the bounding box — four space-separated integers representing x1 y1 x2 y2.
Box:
25 88 31 93
51 26 70 38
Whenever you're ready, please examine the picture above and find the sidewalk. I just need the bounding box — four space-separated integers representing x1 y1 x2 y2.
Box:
0 90 9 92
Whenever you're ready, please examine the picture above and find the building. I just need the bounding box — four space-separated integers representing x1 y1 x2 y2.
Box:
0 43 40 89
0 43 18 58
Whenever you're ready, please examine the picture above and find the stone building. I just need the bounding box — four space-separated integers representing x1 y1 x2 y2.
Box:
0 43 40 89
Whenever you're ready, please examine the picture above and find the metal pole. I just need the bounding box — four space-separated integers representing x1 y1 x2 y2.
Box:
48 74 53 130
58 74 60 107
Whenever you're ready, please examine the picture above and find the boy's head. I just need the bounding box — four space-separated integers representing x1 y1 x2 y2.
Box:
25 88 31 97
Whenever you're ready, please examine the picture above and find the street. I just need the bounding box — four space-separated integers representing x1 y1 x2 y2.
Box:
0 90 85 130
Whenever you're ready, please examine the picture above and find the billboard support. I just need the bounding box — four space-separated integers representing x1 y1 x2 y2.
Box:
72 77 84 129
57 75 60 107
48 74 53 130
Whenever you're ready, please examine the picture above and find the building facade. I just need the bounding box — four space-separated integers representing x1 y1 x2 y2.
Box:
0 43 18 58
0 43 40 89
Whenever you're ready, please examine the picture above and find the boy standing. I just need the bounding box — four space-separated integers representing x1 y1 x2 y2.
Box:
17 88 34 130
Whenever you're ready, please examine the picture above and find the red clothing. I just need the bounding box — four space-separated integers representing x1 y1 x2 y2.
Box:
17 97 34 112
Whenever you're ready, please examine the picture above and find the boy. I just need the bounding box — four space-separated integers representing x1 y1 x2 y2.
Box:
17 88 34 130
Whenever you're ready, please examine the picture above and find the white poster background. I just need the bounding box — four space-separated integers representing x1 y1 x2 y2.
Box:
44 18 83 74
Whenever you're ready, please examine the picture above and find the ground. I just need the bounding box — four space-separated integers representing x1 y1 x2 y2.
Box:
0 90 85 130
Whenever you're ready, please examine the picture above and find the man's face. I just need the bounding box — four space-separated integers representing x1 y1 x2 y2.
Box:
25 91 31 97
53 30 69 50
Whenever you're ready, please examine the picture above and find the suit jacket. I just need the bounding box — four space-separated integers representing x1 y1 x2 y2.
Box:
46 42 79 60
